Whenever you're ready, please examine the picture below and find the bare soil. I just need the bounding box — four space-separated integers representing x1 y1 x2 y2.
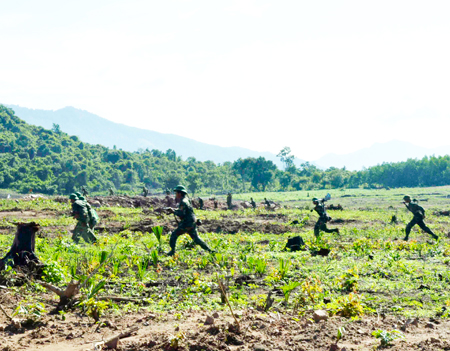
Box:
1 305 449 351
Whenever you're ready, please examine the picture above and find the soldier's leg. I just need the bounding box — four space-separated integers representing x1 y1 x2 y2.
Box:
314 220 321 237
417 220 438 239
71 222 83 244
79 222 97 244
168 228 185 255
85 227 98 243
321 223 339 234
188 227 213 252
404 218 417 240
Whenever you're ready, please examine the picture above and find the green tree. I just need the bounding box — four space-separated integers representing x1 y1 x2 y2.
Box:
186 172 202 195
277 146 295 170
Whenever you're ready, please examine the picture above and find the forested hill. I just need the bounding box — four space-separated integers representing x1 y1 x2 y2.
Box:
2 104 450 195
6 104 295 167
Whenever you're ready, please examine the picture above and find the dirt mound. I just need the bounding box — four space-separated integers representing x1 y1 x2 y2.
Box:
434 210 450 216
327 204 344 211
330 218 357 224
199 218 298 235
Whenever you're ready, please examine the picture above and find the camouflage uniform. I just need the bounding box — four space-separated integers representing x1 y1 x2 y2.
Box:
79 196 99 230
404 201 437 240
313 200 338 237
72 199 97 244
168 196 212 255
250 198 257 209
109 187 115 196
81 186 89 197
143 187 148 197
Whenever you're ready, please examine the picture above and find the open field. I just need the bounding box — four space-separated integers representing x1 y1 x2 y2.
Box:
1 186 450 350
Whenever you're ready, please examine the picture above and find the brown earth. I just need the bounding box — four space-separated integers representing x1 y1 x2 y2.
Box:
125 217 303 236
1 302 449 351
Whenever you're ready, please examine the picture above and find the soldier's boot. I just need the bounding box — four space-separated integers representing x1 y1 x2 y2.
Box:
334 228 340 235
167 235 177 256
71 234 80 244
403 235 409 241
85 229 98 244
426 229 438 240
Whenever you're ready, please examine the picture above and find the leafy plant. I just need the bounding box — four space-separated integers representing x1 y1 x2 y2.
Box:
152 226 164 252
328 293 365 318
80 298 110 322
254 257 268 277
13 301 47 321
278 258 291 280
151 249 159 266
281 281 300 304
42 260 66 283
336 327 346 341
372 329 405 347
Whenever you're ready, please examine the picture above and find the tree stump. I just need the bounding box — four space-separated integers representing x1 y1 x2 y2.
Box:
0 222 41 271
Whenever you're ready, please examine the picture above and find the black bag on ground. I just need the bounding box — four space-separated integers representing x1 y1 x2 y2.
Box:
284 236 306 252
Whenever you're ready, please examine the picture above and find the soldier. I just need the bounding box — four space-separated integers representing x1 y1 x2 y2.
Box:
250 197 257 209
311 197 339 237
264 198 271 208
402 195 438 241
143 186 149 197
69 194 97 244
166 185 213 256
76 193 99 231
81 186 89 197
198 197 204 210
108 187 115 196
227 193 232 210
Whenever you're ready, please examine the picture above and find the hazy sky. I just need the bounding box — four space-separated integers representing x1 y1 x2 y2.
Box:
2 0 450 160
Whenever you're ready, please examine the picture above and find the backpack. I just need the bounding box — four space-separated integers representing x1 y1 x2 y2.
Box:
89 207 99 228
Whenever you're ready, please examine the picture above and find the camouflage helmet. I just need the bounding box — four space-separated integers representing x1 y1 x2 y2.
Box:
79 196 86 201
173 185 188 194
403 195 411 201
312 197 319 202
75 192 82 198
69 193 78 200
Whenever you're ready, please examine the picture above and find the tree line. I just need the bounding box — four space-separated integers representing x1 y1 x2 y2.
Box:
0 105 449 196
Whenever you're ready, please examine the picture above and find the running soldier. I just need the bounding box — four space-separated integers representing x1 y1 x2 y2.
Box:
402 195 438 241
166 185 214 256
69 194 97 244
311 197 339 237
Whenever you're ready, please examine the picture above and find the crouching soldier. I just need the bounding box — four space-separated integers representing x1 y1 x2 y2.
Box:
166 185 214 256
402 195 438 241
69 194 97 244
311 197 339 237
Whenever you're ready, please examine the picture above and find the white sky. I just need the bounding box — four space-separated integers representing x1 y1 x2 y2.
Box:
1 0 450 160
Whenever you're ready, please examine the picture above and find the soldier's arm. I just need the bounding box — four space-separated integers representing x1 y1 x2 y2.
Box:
174 203 185 218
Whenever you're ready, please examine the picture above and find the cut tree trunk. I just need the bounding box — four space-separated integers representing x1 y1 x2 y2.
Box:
0 222 41 271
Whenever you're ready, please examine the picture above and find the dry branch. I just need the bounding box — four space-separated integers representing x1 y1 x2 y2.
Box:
92 326 139 350
218 279 240 330
98 296 142 303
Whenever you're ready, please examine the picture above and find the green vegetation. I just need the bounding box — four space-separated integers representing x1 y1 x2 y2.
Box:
3 104 450 196
1 188 449 324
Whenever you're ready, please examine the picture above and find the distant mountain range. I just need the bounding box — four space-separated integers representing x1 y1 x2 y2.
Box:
6 105 450 170
7 105 303 168
315 140 450 170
